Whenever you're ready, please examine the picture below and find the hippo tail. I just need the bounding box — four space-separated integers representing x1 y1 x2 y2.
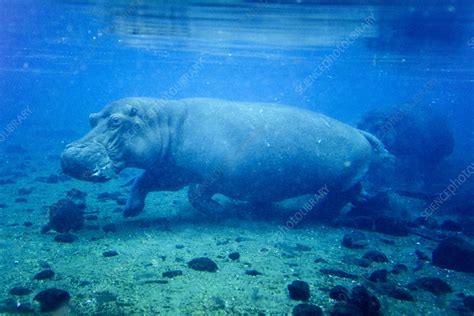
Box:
358 129 395 164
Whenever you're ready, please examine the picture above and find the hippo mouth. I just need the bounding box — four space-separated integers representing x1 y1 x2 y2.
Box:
61 142 120 182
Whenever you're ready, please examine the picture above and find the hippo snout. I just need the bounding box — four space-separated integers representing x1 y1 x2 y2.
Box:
61 142 114 182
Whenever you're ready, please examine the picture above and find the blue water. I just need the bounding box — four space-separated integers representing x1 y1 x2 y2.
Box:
2 1 472 140
0 1 474 314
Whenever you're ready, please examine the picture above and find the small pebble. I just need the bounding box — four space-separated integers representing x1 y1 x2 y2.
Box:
228 252 240 260
162 270 183 278
391 263 408 274
363 250 388 263
245 269 262 276
34 269 55 280
9 286 32 296
103 250 118 257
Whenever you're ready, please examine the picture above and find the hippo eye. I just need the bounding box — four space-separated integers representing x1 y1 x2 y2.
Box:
108 116 122 129
129 107 137 116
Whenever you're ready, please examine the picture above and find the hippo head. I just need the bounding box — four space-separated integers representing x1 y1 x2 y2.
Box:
61 99 161 182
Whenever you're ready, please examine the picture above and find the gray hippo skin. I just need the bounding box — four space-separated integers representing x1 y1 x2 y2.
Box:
61 98 389 218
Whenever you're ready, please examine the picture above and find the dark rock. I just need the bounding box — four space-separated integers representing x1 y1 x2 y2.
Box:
408 277 452 295
440 219 462 232
162 270 183 278
415 249 430 261
144 279 168 284
463 295 474 311
320 269 358 280
245 269 262 276
188 257 218 272
374 216 409 236
17 187 34 195
387 288 415 301
391 263 408 274
54 233 78 243
353 258 371 268
175 244 185 249
48 197 85 233
23 221 33 227
342 231 368 249
292 303 323 316
103 250 118 257
33 288 70 313
34 269 55 280
114 198 126 205
228 252 240 260
349 285 381 316
413 216 438 229
363 250 388 263
368 269 388 283
432 236 474 273
329 285 350 301
288 280 310 301
9 286 32 296
314 258 328 264
102 223 117 233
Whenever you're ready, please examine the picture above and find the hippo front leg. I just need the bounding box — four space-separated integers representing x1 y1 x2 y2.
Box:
124 171 155 217
188 183 225 217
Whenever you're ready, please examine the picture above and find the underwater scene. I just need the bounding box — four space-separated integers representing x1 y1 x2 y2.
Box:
1 0 473 315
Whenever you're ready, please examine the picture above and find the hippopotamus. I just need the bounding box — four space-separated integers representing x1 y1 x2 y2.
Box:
61 98 389 218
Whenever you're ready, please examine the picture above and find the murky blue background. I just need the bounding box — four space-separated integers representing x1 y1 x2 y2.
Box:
1 0 473 163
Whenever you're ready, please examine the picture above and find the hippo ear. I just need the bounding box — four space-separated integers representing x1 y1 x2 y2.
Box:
129 107 138 117
89 113 100 127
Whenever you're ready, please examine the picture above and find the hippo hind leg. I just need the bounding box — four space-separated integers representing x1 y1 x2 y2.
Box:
188 183 225 218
